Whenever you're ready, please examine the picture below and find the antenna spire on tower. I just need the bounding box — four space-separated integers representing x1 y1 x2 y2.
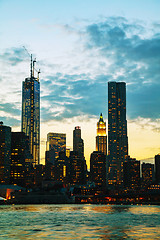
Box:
23 46 40 80
30 54 33 78
33 58 36 78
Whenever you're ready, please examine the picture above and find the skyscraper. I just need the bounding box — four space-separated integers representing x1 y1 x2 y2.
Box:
68 151 87 185
96 113 107 156
10 132 32 187
22 56 40 165
46 133 66 159
0 122 11 184
90 151 107 192
155 154 160 184
142 162 154 187
108 81 128 188
69 127 86 185
73 126 84 157
123 158 140 190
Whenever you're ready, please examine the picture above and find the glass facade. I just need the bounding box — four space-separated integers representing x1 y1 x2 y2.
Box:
22 73 40 165
46 133 66 158
108 82 128 188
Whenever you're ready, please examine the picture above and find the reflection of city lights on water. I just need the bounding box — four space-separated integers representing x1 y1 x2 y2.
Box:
129 206 160 215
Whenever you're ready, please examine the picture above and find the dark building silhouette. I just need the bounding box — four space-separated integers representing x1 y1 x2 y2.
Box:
22 56 40 165
73 126 84 157
0 122 11 184
44 149 55 181
10 132 33 187
123 158 140 190
90 151 107 192
155 154 160 183
46 133 66 159
142 162 154 187
44 151 68 184
45 149 55 165
54 151 68 184
108 81 128 189
96 113 107 156
33 164 45 187
68 151 87 185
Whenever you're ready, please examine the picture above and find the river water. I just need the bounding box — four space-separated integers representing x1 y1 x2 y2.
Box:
0 204 160 239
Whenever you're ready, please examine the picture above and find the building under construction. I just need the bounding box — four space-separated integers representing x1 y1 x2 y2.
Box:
21 54 40 165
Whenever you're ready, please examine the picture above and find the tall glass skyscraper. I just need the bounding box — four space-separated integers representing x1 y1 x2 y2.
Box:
22 56 40 165
108 81 128 188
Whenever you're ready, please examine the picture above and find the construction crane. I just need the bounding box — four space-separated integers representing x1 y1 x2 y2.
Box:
23 46 40 80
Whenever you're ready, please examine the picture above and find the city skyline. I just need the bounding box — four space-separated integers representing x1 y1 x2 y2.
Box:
0 1 160 166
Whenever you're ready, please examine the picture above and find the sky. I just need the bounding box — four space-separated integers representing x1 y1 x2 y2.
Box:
0 0 160 167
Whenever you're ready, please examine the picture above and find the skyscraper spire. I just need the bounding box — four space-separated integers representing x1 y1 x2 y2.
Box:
99 113 104 122
33 58 36 78
30 54 33 78
96 113 107 155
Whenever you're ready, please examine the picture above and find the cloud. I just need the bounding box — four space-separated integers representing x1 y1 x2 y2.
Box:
0 102 20 116
1 17 160 127
41 73 108 121
0 116 19 128
0 46 36 127
0 47 28 66
84 17 160 120
129 117 160 133
0 102 21 127
39 17 160 123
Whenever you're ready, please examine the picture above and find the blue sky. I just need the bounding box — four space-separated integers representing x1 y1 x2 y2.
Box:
0 0 160 164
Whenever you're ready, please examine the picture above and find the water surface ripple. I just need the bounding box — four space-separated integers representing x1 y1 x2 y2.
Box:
0 204 160 239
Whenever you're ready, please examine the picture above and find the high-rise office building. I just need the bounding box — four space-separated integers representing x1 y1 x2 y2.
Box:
22 56 40 165
45 149 55 166
96 113 107 156
0 122 11 184
123 158 140 190
10 132 32 187
90 151 107 191
155 154 160 183
108 81 128 188
68 151 87 185
46 133 66 159
54 151 68 184
142 162 154 187
73 126 84 157
33 164 45 187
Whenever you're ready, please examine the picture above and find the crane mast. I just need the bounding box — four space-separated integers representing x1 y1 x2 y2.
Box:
23 46 40 80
